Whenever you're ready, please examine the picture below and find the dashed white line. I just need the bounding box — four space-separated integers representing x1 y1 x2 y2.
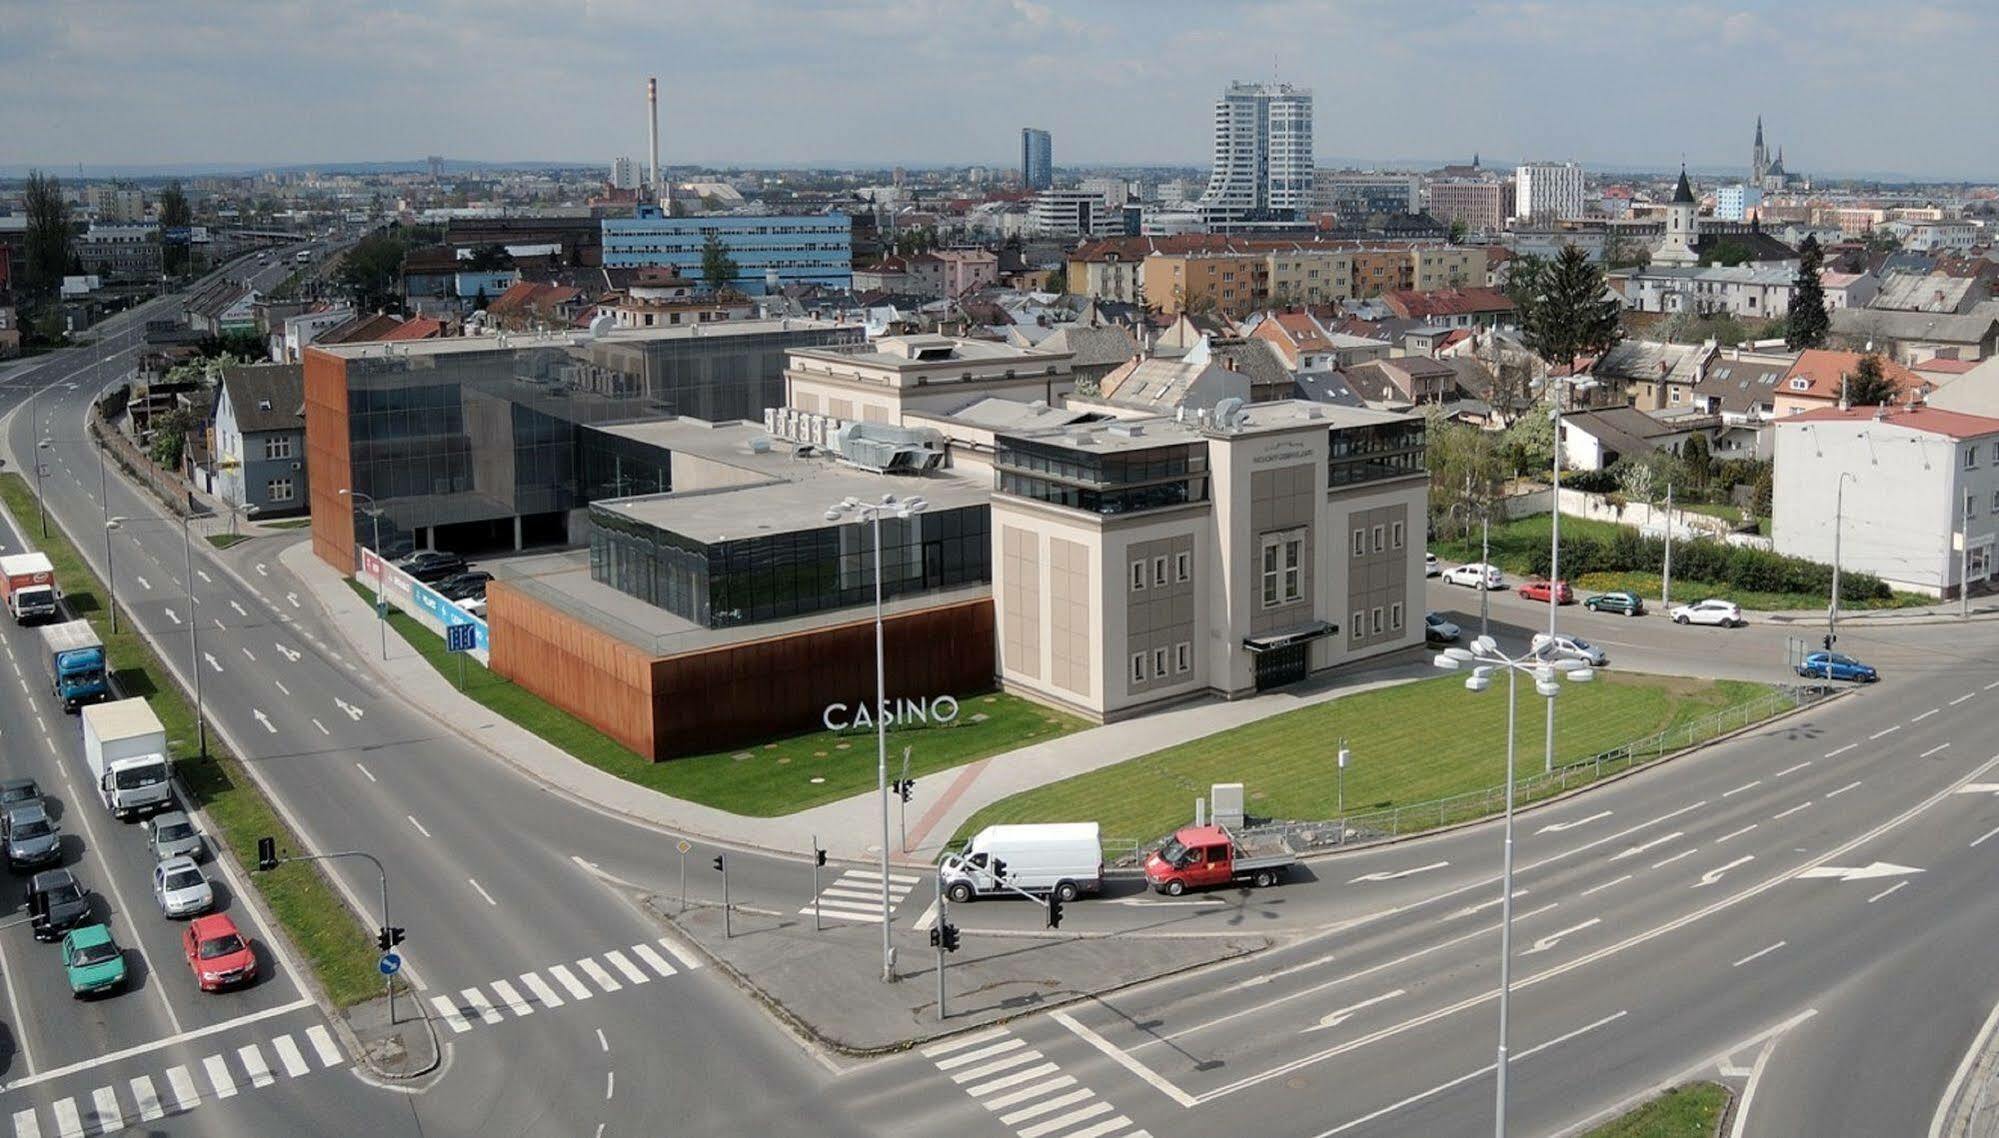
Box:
354 762 375 782
1951 693 1976 706
468 878 498 906
273 679 290 696
1578 874 1632 898
1825 781 1862 799
1971 825 1999 848
1611 832 1684 861
406 815 431 838
312 718 329 735
1723 780 1763 798
1867 881 1910 904
1825 744 1857 758
596 1028 608 1052
1772 802 1812 821
1986 680 1999 691
1773 761 1813 778
1922 743 1952 758
1715 823 1759 844
1870 726 1901 740
1733 941 1787 968
605 1071 615 1100
1913 708 1940 723
1650 849 1698 870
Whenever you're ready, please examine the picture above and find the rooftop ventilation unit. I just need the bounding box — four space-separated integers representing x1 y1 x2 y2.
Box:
832 421 947 474
1107 422 1144 438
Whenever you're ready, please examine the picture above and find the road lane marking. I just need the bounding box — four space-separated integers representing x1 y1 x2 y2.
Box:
547 964 594 1001
1733 941 1786 968
229 600 247 617
1972 825 1999 848
241 647 256 662
1446 890 1527 920
135 576 151 590
1722 780 1762 798
1523 918 1602 956
1914 708 1940 722
87 1086 121 1132
1867 881 1910 904
129 1075 162 1122
1772 802 1812 821
164 1067 199 1110
202 1055 237 1098
270 1034 309 1078
203 652 222 673
252 709 275 733
1988 680 1999 691
1579 874 1632 897
1610 832 1683 861
273 679 289 696
1054 1010 1200 1107
429 996 471 1033
520 971 564 1010
1922 743 1952 759
488 979 533 1016
1715 823 1761 845
605 1071 614 1100
468 877 497 906
1348 860 1449 884
1952 694 1975 706
1825 744 1856 758
1773 761 1812 778
1535 811 1609 835
1825 780 1862 799
312 717 330 735
1694 857 1755 888
238 1043 275 1088
577 958 623 992
1303 989 1407 1033
406 815 430 838
1231 951 1339 989
629 943 677 978
1799 863 1921 882
1650 849 1698 870
1870 725 1901 740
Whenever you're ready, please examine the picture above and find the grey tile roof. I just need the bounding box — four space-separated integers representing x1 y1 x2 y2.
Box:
218 365 305 434
1831 301 1999 345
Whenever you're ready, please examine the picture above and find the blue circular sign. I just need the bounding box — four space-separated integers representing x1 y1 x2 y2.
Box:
378 952 402 976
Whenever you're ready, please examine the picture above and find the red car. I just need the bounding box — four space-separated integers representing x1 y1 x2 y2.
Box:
183 914 257 992
1517 579 1574 605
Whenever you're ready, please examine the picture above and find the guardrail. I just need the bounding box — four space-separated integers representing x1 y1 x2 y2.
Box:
1105 684 1833 867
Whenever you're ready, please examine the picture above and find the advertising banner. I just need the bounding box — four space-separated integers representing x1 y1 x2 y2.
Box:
355 548 489 664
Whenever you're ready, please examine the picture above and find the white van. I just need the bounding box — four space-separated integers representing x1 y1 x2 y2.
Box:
942 823 1102 903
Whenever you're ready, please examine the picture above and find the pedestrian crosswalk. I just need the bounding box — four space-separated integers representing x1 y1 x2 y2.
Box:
428 936 703 1035
921 1027 1151 1138
801 868 924 924
9 1024 345 1138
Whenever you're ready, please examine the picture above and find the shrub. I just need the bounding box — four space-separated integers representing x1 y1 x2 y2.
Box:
1543 528 1890 600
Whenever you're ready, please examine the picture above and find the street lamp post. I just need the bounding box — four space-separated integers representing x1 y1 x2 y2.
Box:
35 436 52 538
1543 378 1597 774
825 492 928 983
180 513 207 759
104 516 127 634
1433 636 1593 1138
1828 472 1853 680
339 489 387 661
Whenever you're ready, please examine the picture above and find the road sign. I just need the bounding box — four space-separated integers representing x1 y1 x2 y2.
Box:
446 623 477 653
378 952 402 976
675 839 692 854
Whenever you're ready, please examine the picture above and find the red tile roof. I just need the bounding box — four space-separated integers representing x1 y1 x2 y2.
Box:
377 316 443 341
1381 286 1514 320
1784 404 1999 440
1915 357 1979 375
1781 349 1924 402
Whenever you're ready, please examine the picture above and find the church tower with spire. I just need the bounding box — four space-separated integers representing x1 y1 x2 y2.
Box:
1653 165 1701 267
1751 115 1767 185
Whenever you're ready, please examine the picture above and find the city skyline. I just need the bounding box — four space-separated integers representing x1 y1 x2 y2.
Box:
3 0 1996 182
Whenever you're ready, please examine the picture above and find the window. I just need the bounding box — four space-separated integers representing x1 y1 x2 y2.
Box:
1372 607 1384 634
1175 642 1191 673
1131 560 1146 592
1968 448 1981 470
1153 647 1168 677
1968 492 1979 520
1352 612 1364 641
1789 378 1810 392
263 436 294 460
1390 521 1405 549
1153 556 1168 586
1175 551 1191 582
1372 525 1384 553
1352 529 1366 557
266 478 294 502
1390 602 1404 631
1990 490 1998 513
1131 653 1147 683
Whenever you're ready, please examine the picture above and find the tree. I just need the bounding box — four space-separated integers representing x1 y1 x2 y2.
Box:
1520 245 1622 373
159 181 192 277
1701 239 1753 268
22 170 72 304
1448 217 1468 245
336 229 413 312
1750 464 1774 521
1786 234 1831 350
466 243 511 271
1501 252 1547 316
1680 432 1712 496
700 234 739 291
148 407 193 470
1503 408 1555 477
1603 232 1649 270
1843 354 1900 406
1042 268 1068 295
1426 413 1508 538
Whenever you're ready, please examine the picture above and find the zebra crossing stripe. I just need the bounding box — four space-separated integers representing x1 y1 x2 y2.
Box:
238 1044 276 1089
270 1034 310 1078
933 1037 1024 1071
1018 1100 1114 1138
10 1108 39 1138
920 1026 1009 1058
602 950 650 985
964 1062 1061 1098
628 943 677 978
164 1066 201 1111
980 1075 1078 1112
547 963 595 1000
951 1049 1044 1085
429 995 472 1033
87 1086 121 1133
519 970 565 1009
202 1055 237 1099
129 1075 164 1122
576 957 623 992
488 978 533 1016
48 1100 78 1138
304 1025 343 1067
998 1087 1094 1125
1058 1116 1136 1138
658 936 704 971
461 988 504 1025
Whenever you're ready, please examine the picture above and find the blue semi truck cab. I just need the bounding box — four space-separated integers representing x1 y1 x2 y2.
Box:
40 620 108 712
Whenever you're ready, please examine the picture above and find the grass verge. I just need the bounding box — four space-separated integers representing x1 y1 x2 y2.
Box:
0 473 381 1007
205 532 251 549
1585 1082 1730 1137
1433 514 1927 610
350 583 1088 816
954 671 1772 848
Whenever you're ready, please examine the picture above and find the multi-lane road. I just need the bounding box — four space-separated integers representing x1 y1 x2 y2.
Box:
2 273 1998 1136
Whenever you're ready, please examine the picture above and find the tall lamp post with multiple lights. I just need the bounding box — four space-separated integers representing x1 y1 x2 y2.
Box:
339 489 388 661
1432 635 1593 1138
824 492 927 983
1542 376 1597 773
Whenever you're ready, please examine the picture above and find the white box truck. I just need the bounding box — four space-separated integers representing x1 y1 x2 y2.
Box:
80 698 172 820
942 823 1102 903
0 552 58 624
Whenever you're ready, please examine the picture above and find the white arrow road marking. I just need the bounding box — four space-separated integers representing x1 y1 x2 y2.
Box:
163 607 180 625
286 592 300 608
255 563 268 577
1798 862 1923 882
1955 784 1999 796
1303 990 1407 1034
253 709 276 734
1523 918 1601 956
134 575 152 590
1348 860 1449 884
1610 831 1682 861
1693 856 1755 888
274 642 300 663
202 652 222 673
195 570 211 583
335 697 364 721
1535 811 1610 835
229 600 248 617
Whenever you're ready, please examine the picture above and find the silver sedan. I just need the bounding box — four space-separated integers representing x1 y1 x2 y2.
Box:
153 856 213 918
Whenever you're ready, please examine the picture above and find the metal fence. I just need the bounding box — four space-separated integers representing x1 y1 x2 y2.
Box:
1105 684 1834 867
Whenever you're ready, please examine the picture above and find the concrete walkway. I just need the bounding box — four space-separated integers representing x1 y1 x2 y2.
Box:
279 538 1433 865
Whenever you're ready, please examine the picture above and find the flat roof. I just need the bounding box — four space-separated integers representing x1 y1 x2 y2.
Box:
1003 399 1415 455
789 335 1067 370
308 317 849 361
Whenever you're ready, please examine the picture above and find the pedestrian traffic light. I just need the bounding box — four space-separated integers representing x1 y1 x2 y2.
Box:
989 858 1008 880
388 926 405 948
815 847 827 868
376 926 407 952
929 926 943 949
256 836 277 872
894 779 915 803
1046 895 1064 930
712 854 725 873
1823 633 1836 651
940 924 960 953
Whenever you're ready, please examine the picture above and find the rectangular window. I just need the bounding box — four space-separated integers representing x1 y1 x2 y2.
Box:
263 436 295 460
1372 607 1384 634
1175 551 1191 582
1131 560 1146 592
1131 653 1146 683
1968 492 1979 519
1390 521 1405 549
1390 602 1404 630
1352 611 1365 640
1153 556 1168 586
1263 530 1304 607
1352 528 1366 557
1153 647 1168 677
1967 448 1979 469
266 478 294 502
1175 642 1191 673
1372 525 1385 553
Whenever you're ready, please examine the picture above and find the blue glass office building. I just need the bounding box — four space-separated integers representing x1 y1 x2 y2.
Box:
600 207 852 294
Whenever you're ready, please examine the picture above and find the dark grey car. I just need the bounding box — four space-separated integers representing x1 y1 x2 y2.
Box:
28 868 90 941
0 778 41 812
3 802 61 870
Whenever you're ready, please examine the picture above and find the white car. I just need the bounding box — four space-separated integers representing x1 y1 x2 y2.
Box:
1425 552 1440 577
152 856 213 918
1531 633 1608 666
1443 562 1505 590
1668 599 1745 628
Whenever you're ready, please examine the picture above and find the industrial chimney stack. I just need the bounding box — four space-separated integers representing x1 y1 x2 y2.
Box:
647 77 660 200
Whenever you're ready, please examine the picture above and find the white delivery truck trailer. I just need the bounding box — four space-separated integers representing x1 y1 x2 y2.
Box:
942 822 1103 903
80 698 172 819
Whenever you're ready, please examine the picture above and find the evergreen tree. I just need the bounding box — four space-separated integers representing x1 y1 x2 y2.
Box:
22 170 72 303
1520 245 1622 374
159 182 192 277
1786 235 1831 350
700 234 739 291
1843 354 1900 406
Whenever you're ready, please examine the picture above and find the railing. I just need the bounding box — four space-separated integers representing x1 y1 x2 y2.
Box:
1105 684 1833 867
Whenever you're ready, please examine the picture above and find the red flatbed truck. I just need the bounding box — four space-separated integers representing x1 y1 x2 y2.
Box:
1143 824 1297 895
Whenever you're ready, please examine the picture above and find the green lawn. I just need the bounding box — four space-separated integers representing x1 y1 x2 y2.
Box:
954 671 1772 847
205 532 250 549
1677 501 1742 525
262 518 314 530
1433 514 1925 611
0 474 382 1007
355 584 1088 817
1587 1082 1730 1138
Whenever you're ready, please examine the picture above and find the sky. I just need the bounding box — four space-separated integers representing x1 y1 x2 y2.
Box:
4 0 1996 181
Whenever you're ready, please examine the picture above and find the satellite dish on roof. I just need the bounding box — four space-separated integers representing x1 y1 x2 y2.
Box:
587 312 616 338
1212 396 1246 432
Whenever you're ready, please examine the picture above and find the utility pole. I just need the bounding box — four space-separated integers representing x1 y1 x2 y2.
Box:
1829 473 1850 661
1661 483 1675 608
811 837 824 932
1480 512 1492 641
934 873 950 1022
1962 498 1973 620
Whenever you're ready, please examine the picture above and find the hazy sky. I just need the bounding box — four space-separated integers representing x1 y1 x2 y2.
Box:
5 0 1995 180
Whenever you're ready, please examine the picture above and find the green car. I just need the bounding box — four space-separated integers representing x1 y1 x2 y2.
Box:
1584 590 1646 616
62 924 127 999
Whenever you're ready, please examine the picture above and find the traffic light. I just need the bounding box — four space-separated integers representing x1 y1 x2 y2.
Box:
814 847 827 868
893 779 915 803
989 858 1008 880
374 926 405 952
712 854 725 873
1046 895 1064 930
940 923 960 953
256 836 278 872
929 926 943 949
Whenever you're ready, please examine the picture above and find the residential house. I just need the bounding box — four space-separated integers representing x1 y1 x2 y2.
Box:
1771 348 1926 416
1559 406 1715 472
1869 271 1986 313
1818 270 1878 311
1691 349 1793 457
1615 264 1795 319
486 281 588 331
1084 339 1250 417
1773 404 1999 597
1211 338 1299 404
1829 301 1999 365
273 304 356 363
1037 323 1141 395
1409 246 1488 292
1594 340 1713 413
1143 252 1268 316
851 258 912 294
1380 287 1514 330
211 365 307 516
1341 357 1457 410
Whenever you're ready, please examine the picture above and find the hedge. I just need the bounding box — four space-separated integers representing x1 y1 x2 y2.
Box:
1521 530 1891 601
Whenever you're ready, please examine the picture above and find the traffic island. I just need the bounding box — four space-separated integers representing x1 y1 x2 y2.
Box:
654 897 1267 1055
338 982 443 1084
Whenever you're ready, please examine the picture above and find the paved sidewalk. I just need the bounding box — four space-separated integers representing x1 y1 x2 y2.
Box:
280 538 1432 864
